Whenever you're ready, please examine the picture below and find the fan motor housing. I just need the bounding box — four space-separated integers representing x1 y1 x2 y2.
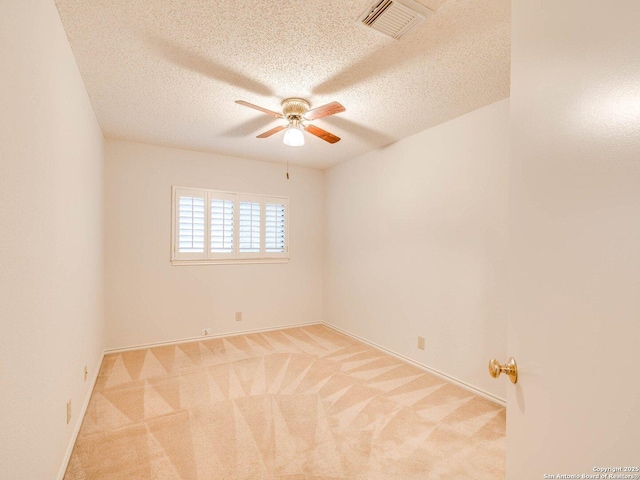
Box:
281 98 310 120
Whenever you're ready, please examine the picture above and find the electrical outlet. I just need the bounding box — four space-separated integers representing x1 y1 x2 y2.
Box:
66 400 71 424
201 328 211 336
417 336 425 350
84 365 88 382
235 312 242 322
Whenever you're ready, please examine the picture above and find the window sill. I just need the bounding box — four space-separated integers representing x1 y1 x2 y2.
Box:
171 258 289 266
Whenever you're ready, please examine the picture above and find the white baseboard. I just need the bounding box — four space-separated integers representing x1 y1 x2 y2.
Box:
322 322 506 407
57 352 105 480
104 321 322 354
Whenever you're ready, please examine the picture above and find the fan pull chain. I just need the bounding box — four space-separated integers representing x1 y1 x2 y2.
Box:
286 161 290 180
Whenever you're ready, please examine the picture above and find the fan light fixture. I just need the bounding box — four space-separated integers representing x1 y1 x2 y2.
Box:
235 98 345 145
283 125 304 146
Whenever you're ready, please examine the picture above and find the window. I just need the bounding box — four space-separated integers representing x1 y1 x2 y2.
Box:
172 187 288 264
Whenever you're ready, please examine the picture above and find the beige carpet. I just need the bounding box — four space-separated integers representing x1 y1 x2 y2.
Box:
64 325 505 479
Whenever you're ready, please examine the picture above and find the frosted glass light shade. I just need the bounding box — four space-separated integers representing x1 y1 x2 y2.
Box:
283 126 304 146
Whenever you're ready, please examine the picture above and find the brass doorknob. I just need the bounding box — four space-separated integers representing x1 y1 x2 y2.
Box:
489 357 518 384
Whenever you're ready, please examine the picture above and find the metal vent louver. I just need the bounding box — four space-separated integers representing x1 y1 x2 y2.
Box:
358 0 432 39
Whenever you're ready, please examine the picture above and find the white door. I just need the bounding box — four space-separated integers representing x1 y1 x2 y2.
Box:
507 0 640 478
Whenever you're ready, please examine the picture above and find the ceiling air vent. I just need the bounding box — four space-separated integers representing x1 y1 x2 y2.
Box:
358 0 432 40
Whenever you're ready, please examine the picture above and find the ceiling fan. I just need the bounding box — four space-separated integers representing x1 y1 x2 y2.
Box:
235 98 345 146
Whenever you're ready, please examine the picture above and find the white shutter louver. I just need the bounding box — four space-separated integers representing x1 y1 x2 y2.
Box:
210 198 234 253
178 195 205 253
265 202 286 253
239 200 261 253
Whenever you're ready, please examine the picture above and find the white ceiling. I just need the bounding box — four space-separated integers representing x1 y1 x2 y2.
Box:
55 0 510 169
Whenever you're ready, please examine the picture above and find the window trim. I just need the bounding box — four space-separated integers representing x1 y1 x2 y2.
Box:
171 186 289 265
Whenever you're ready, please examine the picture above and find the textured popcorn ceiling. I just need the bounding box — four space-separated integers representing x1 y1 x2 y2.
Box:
55 0 510 169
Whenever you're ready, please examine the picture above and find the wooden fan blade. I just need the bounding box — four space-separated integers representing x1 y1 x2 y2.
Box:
256 125 286 138
236 100 283 118
305 124 341 144
305 101 345 120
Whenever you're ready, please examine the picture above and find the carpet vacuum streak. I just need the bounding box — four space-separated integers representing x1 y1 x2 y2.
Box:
64 324 505 479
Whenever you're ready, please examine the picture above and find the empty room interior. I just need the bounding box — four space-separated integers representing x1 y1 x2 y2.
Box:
1 0 639 479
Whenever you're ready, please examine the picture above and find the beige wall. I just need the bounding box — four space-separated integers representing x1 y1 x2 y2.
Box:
508 0 640 475
323 99 510 401
0 1 105 478
104 139 324 349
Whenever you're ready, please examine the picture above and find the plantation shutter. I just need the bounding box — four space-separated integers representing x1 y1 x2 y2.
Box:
174 188 207 260
264 197 288 257
172 187 289 264
209 193 236 258
238 195 262 255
